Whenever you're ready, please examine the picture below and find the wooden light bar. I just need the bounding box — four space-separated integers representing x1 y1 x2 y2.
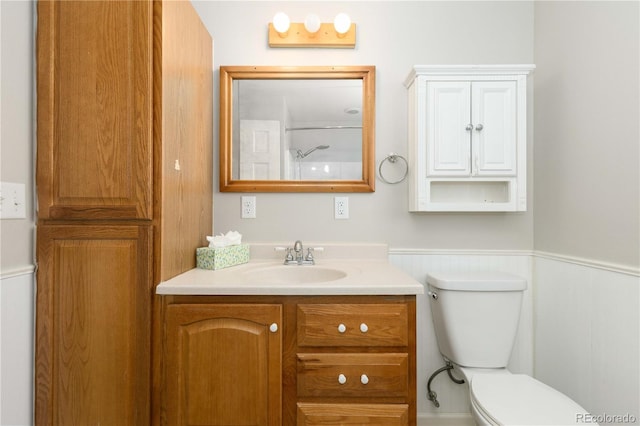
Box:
268 22 356 48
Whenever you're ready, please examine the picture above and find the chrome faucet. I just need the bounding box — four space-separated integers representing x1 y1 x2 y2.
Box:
283 240 315 265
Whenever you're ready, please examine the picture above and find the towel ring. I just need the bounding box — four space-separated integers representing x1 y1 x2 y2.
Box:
378 153 408 184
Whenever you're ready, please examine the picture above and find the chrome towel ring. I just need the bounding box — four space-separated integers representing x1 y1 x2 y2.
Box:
378 153 408 184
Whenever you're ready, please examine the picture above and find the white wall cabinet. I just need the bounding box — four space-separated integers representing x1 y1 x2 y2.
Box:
406 65 534 212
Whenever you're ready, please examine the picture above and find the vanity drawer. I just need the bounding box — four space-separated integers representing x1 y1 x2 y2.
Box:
297 303 408 347
297 353 408 398
297 402 409 425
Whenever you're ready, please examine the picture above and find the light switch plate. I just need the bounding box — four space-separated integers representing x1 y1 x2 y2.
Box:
0 182 26 219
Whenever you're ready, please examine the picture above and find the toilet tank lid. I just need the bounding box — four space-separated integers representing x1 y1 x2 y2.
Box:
426 271 527 291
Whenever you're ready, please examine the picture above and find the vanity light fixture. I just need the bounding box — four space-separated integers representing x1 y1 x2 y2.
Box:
268 12 356 48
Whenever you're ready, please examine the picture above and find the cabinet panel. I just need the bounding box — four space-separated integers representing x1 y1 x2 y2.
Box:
297 353 408 398
297 403 408 425
35 225 151 426
36 0 153 220
472 81 517 176
165 304 282 426
297 304 408 347
427 82 471 176
407 65 533 212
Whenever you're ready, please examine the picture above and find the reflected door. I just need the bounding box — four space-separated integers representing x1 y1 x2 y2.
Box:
239 120 281 180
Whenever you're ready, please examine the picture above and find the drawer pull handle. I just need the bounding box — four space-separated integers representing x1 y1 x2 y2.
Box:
337 323 346 333
338 374 347 385
360 374 369 385
360 323 368 333
269 323 278 333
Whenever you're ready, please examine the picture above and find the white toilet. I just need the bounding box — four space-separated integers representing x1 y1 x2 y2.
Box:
426 271 595 426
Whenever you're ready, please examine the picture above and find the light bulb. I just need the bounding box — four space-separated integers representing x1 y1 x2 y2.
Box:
273 12 290 35
304 14 321 34
333 13 351 35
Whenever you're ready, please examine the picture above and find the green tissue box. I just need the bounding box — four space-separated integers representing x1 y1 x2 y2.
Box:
196 244 250 270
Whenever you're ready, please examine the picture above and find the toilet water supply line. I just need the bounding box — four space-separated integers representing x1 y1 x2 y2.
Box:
427 359 465 408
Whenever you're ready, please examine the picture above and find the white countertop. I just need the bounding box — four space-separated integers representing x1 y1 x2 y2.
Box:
156 243 424 296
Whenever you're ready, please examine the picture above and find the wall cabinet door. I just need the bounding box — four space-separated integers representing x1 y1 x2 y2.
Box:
35 225 151 426
427 81 516 177
164 304 282 426
36 0 153 220
471 81 517 176
427 81 472 176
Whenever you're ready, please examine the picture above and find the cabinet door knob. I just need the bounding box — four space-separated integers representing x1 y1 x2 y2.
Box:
337 323 346 333
338 374 347 384
475 123 484 131
360 374 369 385
359 323 368 333
269 323 278 333
465 124 473 131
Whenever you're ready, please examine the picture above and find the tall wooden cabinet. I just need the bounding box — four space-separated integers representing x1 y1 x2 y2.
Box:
35 1 213 424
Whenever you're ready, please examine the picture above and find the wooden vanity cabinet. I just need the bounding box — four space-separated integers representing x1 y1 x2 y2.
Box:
160 295 416 426
35 1 213 424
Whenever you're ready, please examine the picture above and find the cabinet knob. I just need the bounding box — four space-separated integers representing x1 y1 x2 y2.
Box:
465 124 473 131
269 323 278 333
360 374 369 385
360 323 368 333
475 124 484 131
337 323 346 333
338 374 347 385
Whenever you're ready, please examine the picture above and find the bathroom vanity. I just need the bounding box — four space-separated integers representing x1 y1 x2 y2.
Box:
156 244 423 426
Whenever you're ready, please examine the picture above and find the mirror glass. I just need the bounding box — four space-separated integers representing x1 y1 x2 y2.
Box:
220 66 375 192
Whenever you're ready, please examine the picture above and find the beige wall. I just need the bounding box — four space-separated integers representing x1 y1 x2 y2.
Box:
194 1 536 251
534 1 640 268
0 0 34 272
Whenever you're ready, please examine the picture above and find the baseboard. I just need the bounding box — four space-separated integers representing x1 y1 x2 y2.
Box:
418 413 475 426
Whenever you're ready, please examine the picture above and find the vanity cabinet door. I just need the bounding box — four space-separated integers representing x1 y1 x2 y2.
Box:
297 403 409 425
164 304 282 426
297 303 408 347
297 353 408 398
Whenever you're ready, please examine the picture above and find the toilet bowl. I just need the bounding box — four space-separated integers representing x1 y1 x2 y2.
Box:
426 271 596 426
458 367 592 426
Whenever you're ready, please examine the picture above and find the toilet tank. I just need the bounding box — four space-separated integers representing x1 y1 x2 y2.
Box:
426 271 527 368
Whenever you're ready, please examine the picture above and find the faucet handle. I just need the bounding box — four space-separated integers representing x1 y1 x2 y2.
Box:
305 247 324 262
285 248 294 261
305 248 314 261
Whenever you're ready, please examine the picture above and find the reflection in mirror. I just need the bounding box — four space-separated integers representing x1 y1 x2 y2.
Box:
220 66 375 192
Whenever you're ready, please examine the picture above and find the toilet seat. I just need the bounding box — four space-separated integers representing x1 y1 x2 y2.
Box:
470 374 591 425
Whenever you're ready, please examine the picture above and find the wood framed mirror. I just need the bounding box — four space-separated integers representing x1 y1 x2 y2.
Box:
219 66 375 192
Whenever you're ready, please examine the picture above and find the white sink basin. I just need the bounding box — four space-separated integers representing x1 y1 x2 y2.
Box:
242 265 349 284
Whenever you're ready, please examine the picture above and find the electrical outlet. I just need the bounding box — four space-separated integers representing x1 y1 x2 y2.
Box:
334 196 349 219
0 182 26 219
241 196 256 219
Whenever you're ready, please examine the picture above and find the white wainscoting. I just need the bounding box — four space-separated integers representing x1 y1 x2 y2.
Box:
389 249 533 424
0 268 34 426
534 255 639 422
390 249 639 426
